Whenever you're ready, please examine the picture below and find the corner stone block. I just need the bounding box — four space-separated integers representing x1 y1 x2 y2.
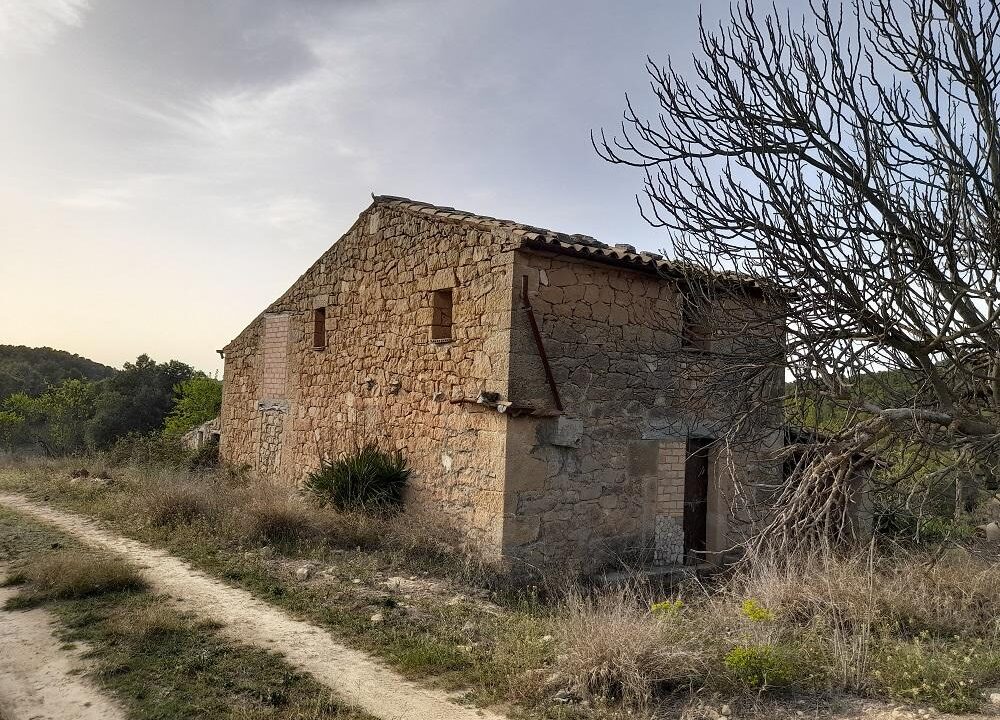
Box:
551 416 584 448
505 514 541 546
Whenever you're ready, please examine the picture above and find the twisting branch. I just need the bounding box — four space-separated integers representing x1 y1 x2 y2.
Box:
599 0 1000 558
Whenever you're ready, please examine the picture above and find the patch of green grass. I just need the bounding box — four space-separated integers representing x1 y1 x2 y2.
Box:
0 506 375 720
874 635 1000 713
387 635 472 675
53 593 369 719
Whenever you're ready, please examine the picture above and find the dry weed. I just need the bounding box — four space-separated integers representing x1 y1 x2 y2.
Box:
108 598 191 639
145 478 215 527
6 550 146 607
553 585 709 706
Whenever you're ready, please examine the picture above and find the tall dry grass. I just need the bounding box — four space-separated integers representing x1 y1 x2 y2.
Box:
67 457 484 578
554 585 710 706
544 548 1000 711
9 452 1000 713
5 550 146 608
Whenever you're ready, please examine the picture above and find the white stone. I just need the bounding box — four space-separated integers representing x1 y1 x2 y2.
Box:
295 564 315 581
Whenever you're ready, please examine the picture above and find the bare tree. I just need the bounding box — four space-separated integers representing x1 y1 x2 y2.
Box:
597 0 1000 557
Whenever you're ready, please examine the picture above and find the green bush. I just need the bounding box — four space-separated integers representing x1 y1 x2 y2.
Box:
741 598 775 622
723 644 795 689
304 443 410 512
163 375 222 436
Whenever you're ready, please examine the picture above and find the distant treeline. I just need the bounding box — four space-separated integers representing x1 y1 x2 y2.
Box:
0 345 115 398
0 351 221 455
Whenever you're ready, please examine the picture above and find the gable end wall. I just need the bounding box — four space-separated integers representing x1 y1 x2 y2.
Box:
219 205 520 554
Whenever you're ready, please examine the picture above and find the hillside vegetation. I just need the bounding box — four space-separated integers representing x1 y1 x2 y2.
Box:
0 345 114 398
0 350 220 455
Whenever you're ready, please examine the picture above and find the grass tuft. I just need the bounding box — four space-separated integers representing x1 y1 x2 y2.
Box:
5 550 146 608
551 586 708 707
146 480 213 527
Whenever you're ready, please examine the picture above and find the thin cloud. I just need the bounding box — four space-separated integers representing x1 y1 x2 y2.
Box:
0 0 89 55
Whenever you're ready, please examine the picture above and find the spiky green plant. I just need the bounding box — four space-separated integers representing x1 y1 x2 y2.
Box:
304 442 410 512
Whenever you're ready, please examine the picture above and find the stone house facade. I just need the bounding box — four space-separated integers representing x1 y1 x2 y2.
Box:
219 196 783 573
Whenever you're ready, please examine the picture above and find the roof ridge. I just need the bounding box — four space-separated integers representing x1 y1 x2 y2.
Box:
372 194 610 244
370 195 769 292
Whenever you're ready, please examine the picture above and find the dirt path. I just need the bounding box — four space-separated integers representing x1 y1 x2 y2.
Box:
0 493 506 720
0 583 126 720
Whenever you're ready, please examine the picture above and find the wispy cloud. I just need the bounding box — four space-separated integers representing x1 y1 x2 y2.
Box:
0 0 90 55
60 184 134 209
0 0 699 373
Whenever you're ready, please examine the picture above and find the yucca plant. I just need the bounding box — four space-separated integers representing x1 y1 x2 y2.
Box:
304 442 410 512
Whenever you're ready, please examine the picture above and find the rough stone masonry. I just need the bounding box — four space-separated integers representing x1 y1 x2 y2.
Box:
219 196 783 573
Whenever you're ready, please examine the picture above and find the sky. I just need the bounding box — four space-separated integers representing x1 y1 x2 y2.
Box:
0 0 808 374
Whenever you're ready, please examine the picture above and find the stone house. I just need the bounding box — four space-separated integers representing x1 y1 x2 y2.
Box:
219 196 783 573
181 417 220 451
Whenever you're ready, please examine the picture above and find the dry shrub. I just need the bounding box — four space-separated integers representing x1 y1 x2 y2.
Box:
378 510 516 588
736 548 1000 640
719 547 1000 698
311 507 385 551
145 480 214 527
729 553 877 691
234 485 318 546
877 550 1000 638
553 586 709 707
7 550 146 607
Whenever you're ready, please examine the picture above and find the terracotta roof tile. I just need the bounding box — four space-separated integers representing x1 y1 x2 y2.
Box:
372 194 690 278
371 195 780 296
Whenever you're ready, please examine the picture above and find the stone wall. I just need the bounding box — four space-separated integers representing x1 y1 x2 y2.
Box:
219 199 782 570
220 204 519 553
181 417 221 451
501 250 780 573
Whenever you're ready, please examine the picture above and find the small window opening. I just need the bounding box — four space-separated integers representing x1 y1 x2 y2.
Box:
312 307 326 349
681 294 711 350
430 288 454 342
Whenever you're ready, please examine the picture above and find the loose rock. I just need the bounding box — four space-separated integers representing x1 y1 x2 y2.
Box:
296 565 315 581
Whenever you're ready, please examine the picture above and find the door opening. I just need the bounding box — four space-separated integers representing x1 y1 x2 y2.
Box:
684 438 711 563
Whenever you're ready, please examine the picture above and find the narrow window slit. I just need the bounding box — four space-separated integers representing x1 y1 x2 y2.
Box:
430 289 453 342
313 307 326 349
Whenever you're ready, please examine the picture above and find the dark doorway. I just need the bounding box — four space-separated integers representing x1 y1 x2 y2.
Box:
684 438 712 563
